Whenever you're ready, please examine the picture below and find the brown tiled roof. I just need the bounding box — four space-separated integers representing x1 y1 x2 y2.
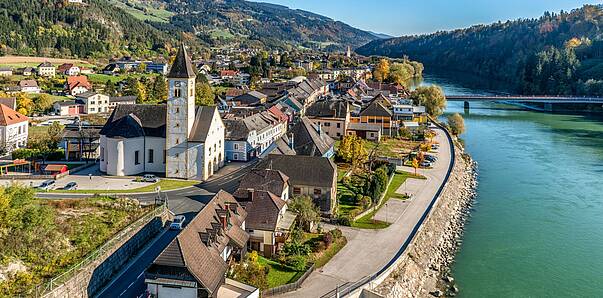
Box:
256 155 336 188
150 190 247 295
289 117 334 157
244 190 287 231
0 104 28 126
66 76 91 91
233 169 289 201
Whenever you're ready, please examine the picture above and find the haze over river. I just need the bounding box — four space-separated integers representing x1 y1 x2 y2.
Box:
418 73 603 297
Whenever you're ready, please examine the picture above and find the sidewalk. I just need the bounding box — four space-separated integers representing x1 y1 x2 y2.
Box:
278 128 453 297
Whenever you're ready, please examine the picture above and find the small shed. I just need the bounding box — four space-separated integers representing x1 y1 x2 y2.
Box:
43 164 68 175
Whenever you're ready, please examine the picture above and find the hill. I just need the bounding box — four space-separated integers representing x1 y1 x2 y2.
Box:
357 5 603 95
127 0 377 50
0 0 178 59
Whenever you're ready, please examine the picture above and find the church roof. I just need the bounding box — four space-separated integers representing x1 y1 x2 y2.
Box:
168 44 196 79
100 104 166 138
189 106 219 143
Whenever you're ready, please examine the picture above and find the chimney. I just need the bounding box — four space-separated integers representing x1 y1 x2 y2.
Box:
219 213 227 229
317 123 321 134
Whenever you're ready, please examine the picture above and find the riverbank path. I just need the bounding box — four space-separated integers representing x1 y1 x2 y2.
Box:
278 127 453 297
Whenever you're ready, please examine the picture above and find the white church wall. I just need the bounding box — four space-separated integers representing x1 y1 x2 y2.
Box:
144 137 166 173
99 135 107 173
121 137 145 176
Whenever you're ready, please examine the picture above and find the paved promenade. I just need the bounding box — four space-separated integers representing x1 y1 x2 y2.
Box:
279 128 452 297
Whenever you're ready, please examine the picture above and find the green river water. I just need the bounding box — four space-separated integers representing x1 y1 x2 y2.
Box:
420 74 603 297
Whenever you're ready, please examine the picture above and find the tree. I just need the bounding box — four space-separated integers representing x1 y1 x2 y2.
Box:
137 62 147 73
447 113 466 135
195 81 215 106
411 158 419 175
134 80 148 103
373 59 390 83
105 79 116 96
289 196 320 232
410 86 447 117
33 94 53 113
336 135 367 169
228 251 269 290
150 75 168 103
16 93 34 116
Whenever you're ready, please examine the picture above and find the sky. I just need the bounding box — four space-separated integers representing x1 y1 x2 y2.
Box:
255 0 602 36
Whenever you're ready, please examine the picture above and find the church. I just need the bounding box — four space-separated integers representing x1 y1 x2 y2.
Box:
99 45 225 180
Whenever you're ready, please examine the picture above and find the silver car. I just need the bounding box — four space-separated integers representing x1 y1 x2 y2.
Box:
170 215 186 230
37 180 56 191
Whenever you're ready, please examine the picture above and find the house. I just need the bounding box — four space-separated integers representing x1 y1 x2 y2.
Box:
256 155 337 215
146 62 168 75
18 80 41 94
412 105 428 123
79 67 93 75
346 123 382 142
305 100 350 139
66 76 92 96
283 117 335 158
37 62 56 77
220 70 239 80
58 63 80 76
145 191 257 298
0 104 28 152
102 64 121 75
392 104 414 121
0 67 13 76
352 95 395 135
75 92 110 114
42 164 68 175
21 67 34 76
232 91 267 106
53 100 83 116
60 125 102 161
224 111 286 162
99 45 226 180
234 168 290 202
108 96 137 110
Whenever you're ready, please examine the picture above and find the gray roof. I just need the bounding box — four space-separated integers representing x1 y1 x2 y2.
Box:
110 96 137 103
224 111 278 141
348 122 382 132
256 155 336 188
306 100 349 119
233 91 267 105
243 190 287 231
189 106 219 143
289 117 334 157
359 101 392 117
271 135 297 156
76 91 98 99
100 104 166 138
234 169 289 200
168 44 196 79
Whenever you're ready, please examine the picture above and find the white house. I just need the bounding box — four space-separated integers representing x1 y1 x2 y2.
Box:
75 92 110 114
18 80 41 94
99 45 225 180
37 62 56 78
0 104 28 152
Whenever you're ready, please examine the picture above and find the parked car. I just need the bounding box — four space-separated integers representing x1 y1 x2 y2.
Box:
420 161 432 168
425 155 437 162
36 180 56 191
431 144 440 150
63 182 78 190
170 215 186 230
142 174 160 183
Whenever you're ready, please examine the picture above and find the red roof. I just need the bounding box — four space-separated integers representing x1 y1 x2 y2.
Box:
0 104 28 126
67 76 91 92
220 70 238 77
58 63 74 72
268 105 288 122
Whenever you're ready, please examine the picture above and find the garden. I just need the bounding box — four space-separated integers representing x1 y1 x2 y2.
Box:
0 186 151 296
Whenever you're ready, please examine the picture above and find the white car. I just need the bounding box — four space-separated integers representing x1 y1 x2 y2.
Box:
36 180 56 191
170 215 186 230
142 174 160 183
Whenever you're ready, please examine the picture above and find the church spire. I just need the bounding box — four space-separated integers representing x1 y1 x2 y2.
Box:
168 44 196 79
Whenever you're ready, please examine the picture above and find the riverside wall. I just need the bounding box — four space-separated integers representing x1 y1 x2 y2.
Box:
372 145 478 298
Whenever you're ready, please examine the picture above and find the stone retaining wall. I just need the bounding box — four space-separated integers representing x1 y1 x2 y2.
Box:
372 146 477 298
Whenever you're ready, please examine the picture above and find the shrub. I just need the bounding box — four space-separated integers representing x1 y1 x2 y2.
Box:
354 193 363 205
342 175 351 185
315 241 326 252
329 228 343 240
282 241 311 257
360 196 372 210
286 255 308 271
337 214 352 226
323 232 334 248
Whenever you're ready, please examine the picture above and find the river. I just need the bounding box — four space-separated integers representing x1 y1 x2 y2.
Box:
418 73 603 297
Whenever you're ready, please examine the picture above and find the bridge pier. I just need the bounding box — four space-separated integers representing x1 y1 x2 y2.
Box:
544 103 553 112
464 101 470 110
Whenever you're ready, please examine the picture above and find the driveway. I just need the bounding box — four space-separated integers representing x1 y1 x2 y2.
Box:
279 128 453 297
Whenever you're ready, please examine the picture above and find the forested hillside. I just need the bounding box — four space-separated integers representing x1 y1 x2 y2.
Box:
357 5 603 95
0 0 178 58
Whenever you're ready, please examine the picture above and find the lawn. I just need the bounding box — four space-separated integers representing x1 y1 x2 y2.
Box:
50 179 198 194
107 0 174 23
257 256 305 288
28 125 49 139
0 190 151 296
364 138 422 159
86 73 157 84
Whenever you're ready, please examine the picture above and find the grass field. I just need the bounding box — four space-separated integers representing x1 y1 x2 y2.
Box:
258 256 305 288
87 73 157 84
0 56 95 68
108 0 174 23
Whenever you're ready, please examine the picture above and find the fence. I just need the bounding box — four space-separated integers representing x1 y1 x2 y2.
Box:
34 203 168 297
262 263 316 297
320 117 457 298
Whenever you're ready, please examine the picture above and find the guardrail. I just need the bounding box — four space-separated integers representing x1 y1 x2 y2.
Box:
320 117 457 298
263 263 316 297
34 203 168 297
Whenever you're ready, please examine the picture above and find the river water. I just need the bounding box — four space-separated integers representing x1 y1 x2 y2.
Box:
419 74 603 297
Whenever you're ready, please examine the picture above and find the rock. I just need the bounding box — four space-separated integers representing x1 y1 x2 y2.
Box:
452 285 459 293
430 290 442 297
443 275 455 283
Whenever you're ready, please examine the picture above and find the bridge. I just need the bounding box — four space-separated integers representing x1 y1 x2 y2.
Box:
446 95 603 111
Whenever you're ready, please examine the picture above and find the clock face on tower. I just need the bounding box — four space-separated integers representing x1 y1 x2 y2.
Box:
175 82 181 87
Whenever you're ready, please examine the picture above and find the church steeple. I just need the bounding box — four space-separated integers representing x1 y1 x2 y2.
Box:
168 44 196 79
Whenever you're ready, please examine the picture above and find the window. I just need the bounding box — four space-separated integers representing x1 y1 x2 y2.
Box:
293 187 301 195
234 143 239 150
134 151 140 165
314 188 322 196
175 107 180 113
337 123 341 128
174 88 181 98
324 122 331 127
175 123 179 128
148 149 154 163
233 153 239 160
